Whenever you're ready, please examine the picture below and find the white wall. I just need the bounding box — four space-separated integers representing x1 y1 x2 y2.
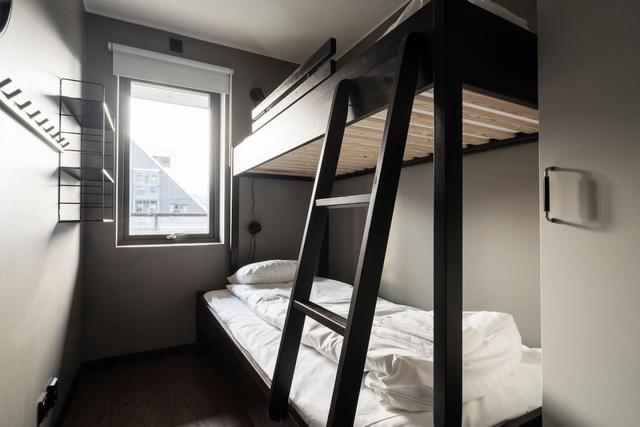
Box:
0 0 85 425
330 143 541 346
538 1 640 425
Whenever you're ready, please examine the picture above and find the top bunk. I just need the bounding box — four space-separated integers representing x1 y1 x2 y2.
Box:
233 0 538 178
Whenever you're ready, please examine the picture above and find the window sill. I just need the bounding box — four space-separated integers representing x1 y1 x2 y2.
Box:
115 240 225 249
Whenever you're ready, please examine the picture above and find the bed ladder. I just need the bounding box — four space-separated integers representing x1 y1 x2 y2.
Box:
269 33 424 426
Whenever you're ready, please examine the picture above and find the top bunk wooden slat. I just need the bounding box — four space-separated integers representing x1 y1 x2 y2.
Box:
251 87 538 177
234 1 538 177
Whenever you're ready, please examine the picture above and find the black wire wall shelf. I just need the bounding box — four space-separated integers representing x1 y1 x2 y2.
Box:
60 166 115 182
60 96 115 131
58 78 115 223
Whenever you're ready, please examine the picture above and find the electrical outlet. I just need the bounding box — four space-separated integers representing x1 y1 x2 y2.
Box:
37 377 58 425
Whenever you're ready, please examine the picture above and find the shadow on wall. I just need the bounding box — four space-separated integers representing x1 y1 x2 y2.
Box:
54 249 84 425
40 0 84 61
48 221 78 241
542 397 594 427
40 223 84 425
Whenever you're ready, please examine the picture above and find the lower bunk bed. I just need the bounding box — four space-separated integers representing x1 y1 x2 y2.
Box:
196 277 542 427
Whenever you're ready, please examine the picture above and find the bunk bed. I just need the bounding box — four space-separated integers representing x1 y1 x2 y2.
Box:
197 0 540 426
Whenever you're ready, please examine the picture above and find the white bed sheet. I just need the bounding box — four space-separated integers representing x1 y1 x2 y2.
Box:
204 289 541 427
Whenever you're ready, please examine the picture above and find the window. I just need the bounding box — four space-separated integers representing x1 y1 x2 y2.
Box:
135 200 158 214
153 155 171 168
117 79 220 245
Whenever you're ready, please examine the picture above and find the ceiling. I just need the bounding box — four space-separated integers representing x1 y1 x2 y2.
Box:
83 0 409 63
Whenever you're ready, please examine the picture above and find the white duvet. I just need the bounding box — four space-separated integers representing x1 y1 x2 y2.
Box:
227 277 522 412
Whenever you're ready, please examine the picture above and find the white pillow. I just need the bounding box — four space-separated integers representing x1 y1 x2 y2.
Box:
227 260 298 284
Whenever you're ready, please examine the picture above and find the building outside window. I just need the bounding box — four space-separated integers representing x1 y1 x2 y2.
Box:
135 200 158 214
170 204 189 214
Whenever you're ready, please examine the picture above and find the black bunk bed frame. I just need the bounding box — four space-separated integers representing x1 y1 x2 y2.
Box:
197 1 540 426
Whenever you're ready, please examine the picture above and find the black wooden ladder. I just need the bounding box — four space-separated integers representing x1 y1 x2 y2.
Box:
268 33 425 427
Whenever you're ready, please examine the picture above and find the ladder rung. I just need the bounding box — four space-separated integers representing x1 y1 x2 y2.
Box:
293 300 347 335
315 194 370 209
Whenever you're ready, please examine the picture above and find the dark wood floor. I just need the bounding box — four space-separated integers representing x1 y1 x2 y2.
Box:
62 351 282 427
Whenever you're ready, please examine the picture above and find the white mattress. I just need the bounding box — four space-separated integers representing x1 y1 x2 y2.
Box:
204 289 541 427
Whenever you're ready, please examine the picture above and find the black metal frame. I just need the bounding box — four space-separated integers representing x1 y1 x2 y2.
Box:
223 1 540 426
232 2 536 176
116 77 221 246
230 174 240 270
268 78 353 422
432 0 463 423
329 33 424 425
58 78 115 223
252 39 336 123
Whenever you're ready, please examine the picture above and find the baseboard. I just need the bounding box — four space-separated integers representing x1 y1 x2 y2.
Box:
54 343 196 426
53 367 81 427
80 343 197 371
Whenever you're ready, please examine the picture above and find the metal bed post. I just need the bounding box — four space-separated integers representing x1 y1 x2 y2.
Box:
58 79 63 222
102 83 106 223
229 71 240 273
230 171 240 272
433 0 463 425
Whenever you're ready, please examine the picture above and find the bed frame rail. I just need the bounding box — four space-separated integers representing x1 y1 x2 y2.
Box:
196 291 306 427
252 38 336 122
196 291 542 427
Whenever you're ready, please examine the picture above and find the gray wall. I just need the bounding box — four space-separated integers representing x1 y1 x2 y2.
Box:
538 1 640 425
0 0 85 426
329 143 541 346
82 13 310 360
493 0 537 32
237 176 311 264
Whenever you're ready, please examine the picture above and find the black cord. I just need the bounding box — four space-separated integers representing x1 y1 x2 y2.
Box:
251 177 257 220
248 235 256 263
248 178 257 263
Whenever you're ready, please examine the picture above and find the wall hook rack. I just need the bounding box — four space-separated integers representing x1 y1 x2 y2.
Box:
0 76 66 152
